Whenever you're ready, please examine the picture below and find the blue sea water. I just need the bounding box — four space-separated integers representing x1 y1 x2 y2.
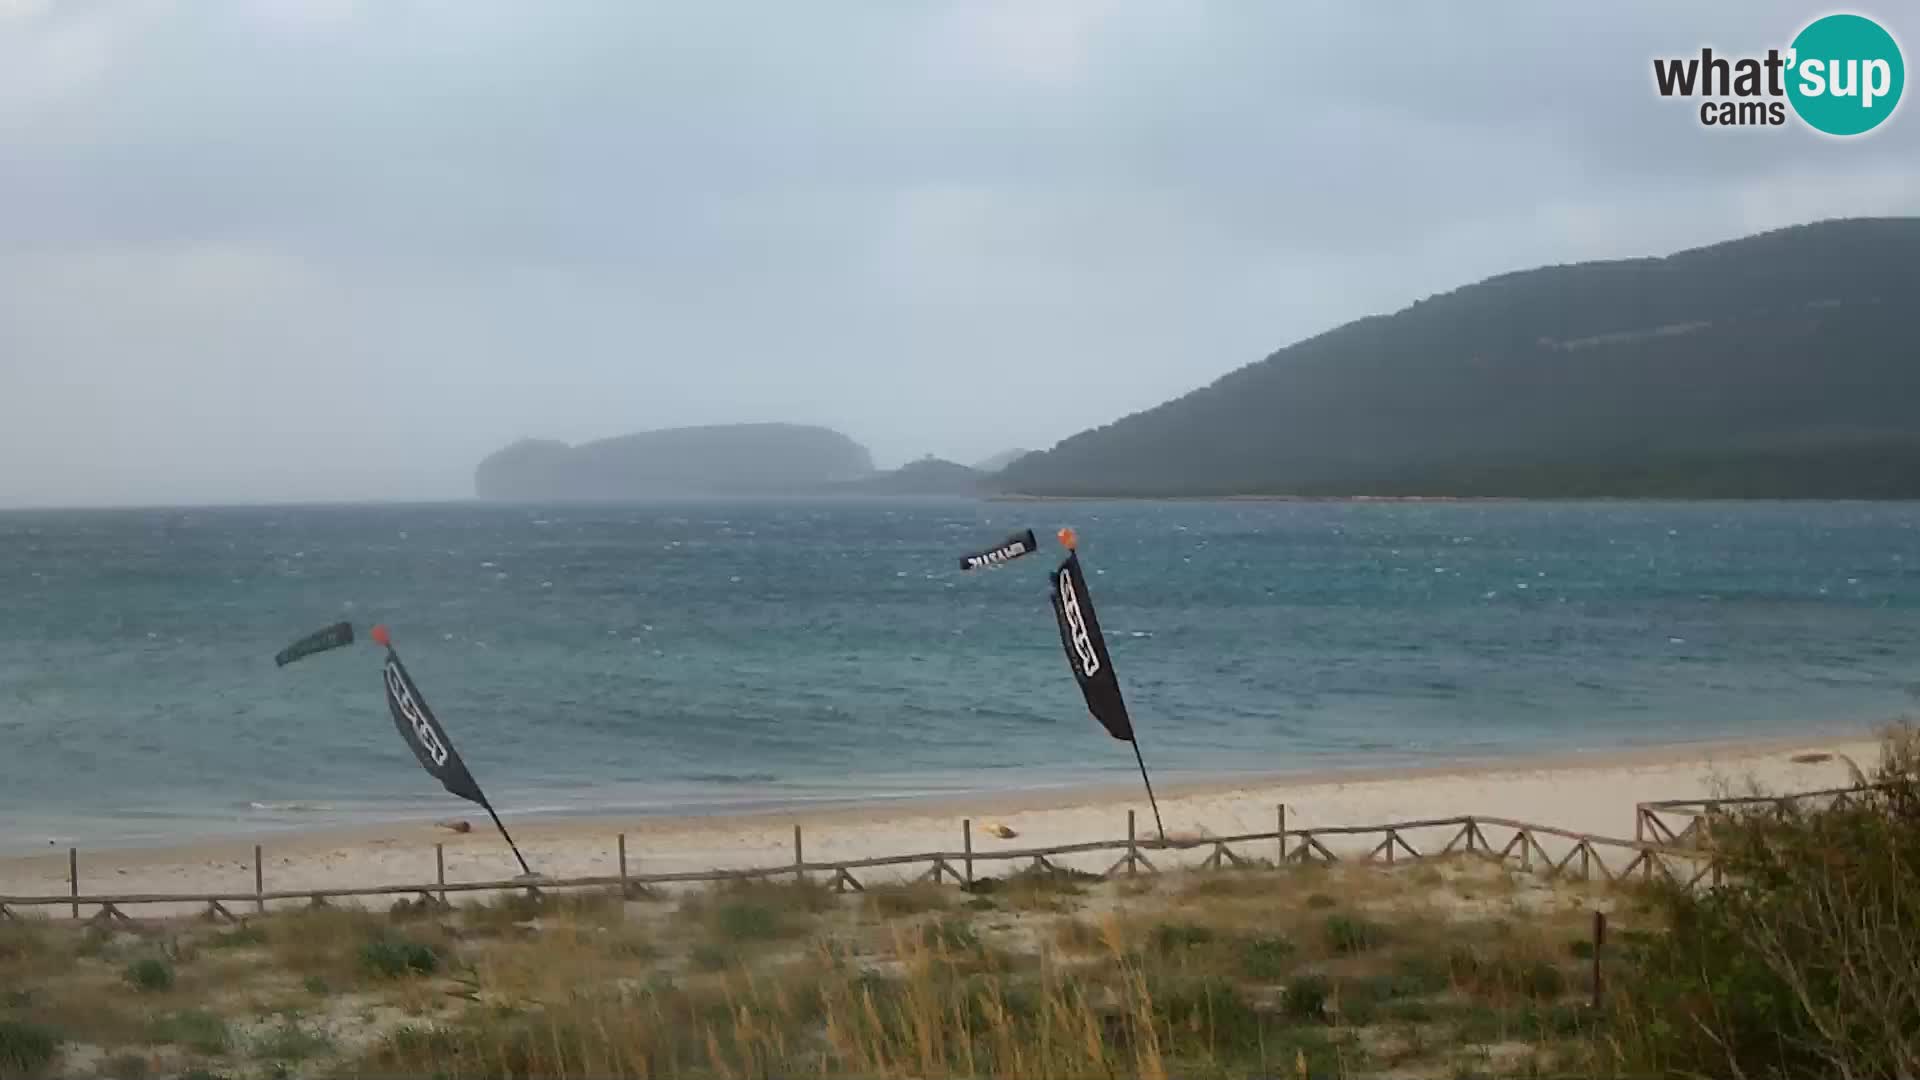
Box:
1 499 1917 855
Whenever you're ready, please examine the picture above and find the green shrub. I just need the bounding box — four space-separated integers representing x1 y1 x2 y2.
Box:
1605 726 1920 1080
1324 913 1387 954
123 956 176 993
689 943 734 972
148 1009 229 1054
0 1020 60 1079
1152 977 1269 1056
712 902 783 942
359 935 440 978
1519 1002 1588 1039
1236 935 1296 980
1393 951 1454 995
1283 974 1331 1021
1522 960 1567 1000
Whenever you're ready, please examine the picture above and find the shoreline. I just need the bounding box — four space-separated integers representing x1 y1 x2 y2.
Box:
0 719 1888 861
0 724 1896 909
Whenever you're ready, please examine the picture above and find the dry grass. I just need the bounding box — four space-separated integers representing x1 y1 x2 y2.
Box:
861 881 951 919
0 853 1642 1078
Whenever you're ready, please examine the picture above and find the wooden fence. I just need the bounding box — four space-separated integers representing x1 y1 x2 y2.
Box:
0 805 1732 926
1634 783 1887 850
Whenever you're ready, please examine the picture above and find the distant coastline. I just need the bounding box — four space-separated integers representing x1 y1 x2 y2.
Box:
983 493 1920 503
988 493 1518 503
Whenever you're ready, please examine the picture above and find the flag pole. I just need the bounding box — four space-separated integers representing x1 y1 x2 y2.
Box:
479 798 534 878
1130 736 1167 844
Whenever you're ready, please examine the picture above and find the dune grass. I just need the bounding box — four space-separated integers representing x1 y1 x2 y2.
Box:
0 845 1640 1078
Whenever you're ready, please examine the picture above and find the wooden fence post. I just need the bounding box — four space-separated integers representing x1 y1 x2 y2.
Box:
435 844 447 907
1634 808 1653 883
962 819 973 889
69 848 78 920
1592 910 1607 1009
1277 805 1287 864
793 825 804 884
254 845 265 914
1127 810 1138 876
618 833 629 897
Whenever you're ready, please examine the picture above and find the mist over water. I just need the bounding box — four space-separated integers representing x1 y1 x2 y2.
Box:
1 498 1916 854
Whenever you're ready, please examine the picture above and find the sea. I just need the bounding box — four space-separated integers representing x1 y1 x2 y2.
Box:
2 498 1917 855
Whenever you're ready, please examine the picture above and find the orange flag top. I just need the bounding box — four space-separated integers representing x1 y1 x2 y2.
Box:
370 624 391 648
1057 527 1078 550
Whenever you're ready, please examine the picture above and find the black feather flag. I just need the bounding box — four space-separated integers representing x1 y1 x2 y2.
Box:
274 622 355 667
1047 529 1164 841
959 528 1039 571
371 625 533 876
379 650 486 806
1048 550 1133 741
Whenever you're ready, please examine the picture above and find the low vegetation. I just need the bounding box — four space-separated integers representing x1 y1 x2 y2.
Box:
0 861 1616 1077
1603 724 1920 1079
0 727 1912 1078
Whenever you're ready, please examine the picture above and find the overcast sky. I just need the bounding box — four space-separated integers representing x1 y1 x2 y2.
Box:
1 1 1915 506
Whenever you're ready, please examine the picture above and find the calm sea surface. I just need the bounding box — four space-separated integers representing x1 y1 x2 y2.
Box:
1 499 1916 854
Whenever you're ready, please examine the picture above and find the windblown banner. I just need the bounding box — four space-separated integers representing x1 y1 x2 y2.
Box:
1047 530 1163 841
379 644 487 806
959 529 1039 571
371 624 532 875
274 622 355 667
1048 549 1134 741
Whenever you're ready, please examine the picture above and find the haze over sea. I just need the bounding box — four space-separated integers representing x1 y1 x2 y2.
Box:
2 499 1917 855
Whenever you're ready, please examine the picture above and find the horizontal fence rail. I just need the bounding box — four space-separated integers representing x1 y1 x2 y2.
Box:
1634 782 1885 853
0 802 1749 924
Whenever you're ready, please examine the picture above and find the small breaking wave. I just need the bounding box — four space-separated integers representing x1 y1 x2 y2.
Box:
246 801 335 813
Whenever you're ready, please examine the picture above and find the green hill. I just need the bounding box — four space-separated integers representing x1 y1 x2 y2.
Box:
998 218 1920 498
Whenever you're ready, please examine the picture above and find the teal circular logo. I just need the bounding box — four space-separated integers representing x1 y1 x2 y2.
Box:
1787 14 1904 135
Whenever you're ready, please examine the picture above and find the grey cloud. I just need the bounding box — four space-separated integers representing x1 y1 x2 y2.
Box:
0 1 1915 506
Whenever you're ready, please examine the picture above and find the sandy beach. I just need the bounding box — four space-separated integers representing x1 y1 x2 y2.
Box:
0 727 1892 917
